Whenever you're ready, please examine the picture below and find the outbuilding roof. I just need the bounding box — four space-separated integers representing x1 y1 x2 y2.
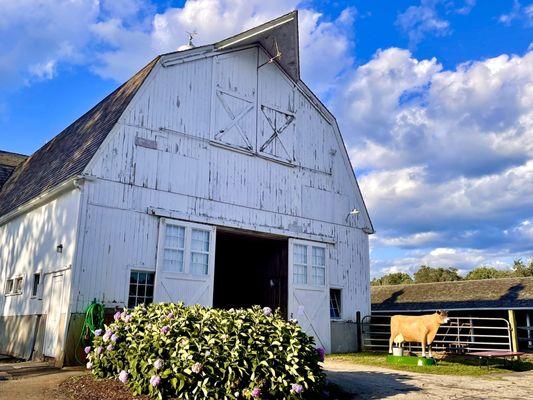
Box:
0 150 28 190
0 57 159 217
371 277 533 311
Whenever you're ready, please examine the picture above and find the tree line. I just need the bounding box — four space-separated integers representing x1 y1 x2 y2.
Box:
371 259 533 286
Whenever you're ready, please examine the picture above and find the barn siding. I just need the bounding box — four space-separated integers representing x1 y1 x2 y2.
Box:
76 45 370 325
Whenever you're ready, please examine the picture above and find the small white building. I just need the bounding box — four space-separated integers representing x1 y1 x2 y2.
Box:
0 12 373 365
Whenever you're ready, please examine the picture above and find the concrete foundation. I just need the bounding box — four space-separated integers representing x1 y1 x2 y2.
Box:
331 320 359 353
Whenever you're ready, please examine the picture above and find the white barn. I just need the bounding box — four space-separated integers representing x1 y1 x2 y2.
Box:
0 12 373 365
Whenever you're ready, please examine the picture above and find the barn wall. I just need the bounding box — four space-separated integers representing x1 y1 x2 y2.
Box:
0 188 80 359
76 46 370 344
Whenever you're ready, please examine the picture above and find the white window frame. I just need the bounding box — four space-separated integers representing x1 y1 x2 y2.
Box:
127 270 156 308
157 218 215 278
290 239 327 289
5 275 24 296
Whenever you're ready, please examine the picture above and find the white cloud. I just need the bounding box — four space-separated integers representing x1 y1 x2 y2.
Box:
396 0 451 47
498 0 533 27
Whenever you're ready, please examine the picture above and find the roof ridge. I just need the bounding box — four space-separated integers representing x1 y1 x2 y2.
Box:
372 275 533 289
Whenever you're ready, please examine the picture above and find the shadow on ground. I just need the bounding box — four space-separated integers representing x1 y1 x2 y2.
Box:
326 370 421 400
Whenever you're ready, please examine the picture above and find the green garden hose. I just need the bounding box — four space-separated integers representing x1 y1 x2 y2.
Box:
75 300 105 364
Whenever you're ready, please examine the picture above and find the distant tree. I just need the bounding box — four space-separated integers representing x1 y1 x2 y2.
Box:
371 272 413 286
513 259 533 277
413 265 462 284
465 266 513 280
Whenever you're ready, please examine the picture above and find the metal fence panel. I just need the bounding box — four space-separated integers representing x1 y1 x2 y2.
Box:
362 315 512 354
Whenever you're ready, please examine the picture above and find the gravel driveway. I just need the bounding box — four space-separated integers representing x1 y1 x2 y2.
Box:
325 359 533 400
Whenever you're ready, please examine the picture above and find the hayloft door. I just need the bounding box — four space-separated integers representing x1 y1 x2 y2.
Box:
288 239 331 353
154 218 216 307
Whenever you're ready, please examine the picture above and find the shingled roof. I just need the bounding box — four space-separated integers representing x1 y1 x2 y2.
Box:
0 150 28 190
0 57 159 218
371 277 533 311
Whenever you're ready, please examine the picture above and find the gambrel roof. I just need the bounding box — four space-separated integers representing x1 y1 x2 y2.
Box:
0 11 373 232
0 58 159 217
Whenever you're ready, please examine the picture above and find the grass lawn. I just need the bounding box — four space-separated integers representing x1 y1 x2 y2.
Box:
327 352 533 377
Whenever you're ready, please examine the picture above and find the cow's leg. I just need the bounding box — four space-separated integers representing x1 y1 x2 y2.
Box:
389 335 394 354
428 343 433 358
421 336 427 358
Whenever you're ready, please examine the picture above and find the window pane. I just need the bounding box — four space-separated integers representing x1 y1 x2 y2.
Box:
6 279 13 294
164 249 184 272
32 274 40 297
190 252 209 275
15 278 23 293
330 289 341 319
313 266 325 286
293 264 307 284
165 225 185 249
191 229 209 252
312 247 325 266
294 244 307 264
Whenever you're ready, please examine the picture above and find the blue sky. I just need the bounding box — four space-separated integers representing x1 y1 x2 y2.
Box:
1 0 532 277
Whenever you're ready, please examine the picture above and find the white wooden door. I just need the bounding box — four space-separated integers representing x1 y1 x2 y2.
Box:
288 239 331 352
154 219 216 307
43 274 64 357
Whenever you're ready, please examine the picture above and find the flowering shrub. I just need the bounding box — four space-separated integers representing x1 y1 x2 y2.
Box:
87 303 325 399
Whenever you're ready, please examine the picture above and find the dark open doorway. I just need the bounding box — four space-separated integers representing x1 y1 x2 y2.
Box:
213 230 288 318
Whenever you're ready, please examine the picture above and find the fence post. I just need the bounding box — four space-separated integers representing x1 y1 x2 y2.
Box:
508 309 519 355
356 311 362 352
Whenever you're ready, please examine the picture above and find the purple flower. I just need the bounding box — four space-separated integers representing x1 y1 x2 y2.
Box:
111 333 119 342
118 370 128 383
316 347 326 362
251 387 261 398
167 312 174 319
150 375 161 387
291 383 303 393
86 361 93 370
191 362 203 373
84 346 91 354
106 344 114 351
161 325 170 335
263 307 272 317
95 346 103 355
103 330 112 342
154 359 163 370
94 329 103 337
113 311 122 321
124 314 132 323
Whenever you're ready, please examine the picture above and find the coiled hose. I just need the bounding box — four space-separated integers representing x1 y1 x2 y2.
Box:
75 300 105 364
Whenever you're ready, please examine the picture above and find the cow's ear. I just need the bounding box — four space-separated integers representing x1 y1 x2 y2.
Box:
437 310 442 315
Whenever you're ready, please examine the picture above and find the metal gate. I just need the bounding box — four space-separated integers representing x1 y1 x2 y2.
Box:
362 314 512 354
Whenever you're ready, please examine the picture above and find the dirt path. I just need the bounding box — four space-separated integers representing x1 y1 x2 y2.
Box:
0 365 85 400
324 359 533 400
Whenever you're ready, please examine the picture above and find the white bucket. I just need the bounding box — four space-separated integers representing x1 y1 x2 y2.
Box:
392 347 404 357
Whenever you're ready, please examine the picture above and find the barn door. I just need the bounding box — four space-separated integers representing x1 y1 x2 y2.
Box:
257 51 296 163
154 219 216 307
211 48 257 151
288 239 331 352
43 274 65 357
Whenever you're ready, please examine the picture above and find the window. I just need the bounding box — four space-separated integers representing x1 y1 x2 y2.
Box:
5 279 14 295
32 273 41 297
293 244 308 284
163 225 185 272
292 243 326 286
190 229 210 275
128 271 155 308
330 289 342 319
312 247 326 286
160 221 211 276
